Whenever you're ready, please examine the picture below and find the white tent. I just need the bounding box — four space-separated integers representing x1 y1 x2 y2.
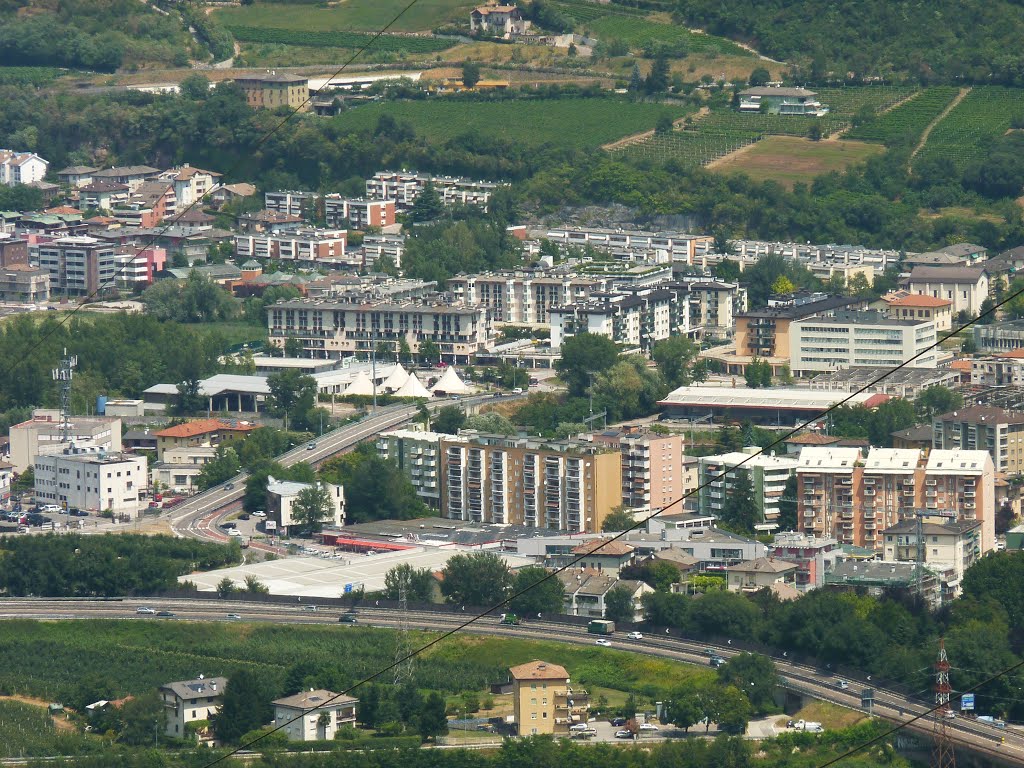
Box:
431 366 472 395
380 364 410 393
393 373 431 399
342 370 375 397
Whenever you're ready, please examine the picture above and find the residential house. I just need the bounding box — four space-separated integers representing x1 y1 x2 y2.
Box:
266 477 345 534
150 445 218 495
569 537 635 577
880 291 953 332
153 418 257 461
891 425 934 451
235 73 310 111
80 181 130 211
209 182 257 209
903 265 990 316
825 560 943 608
158 165 221 208
57 166 99 188
509 660 587 736
470 5 529 39
738 87 828 116
558 571 651 621
881 518 981 595
91 166 161 192
34 446 147 517
0 150 49 186
272 690 358 741
725 557 798 593
159 676 226 740
768 532 839 591
115 180 176 227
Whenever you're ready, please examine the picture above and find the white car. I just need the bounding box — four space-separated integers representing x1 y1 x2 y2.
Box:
228 529 242 538
252 510 266 517
639 722 659 731
595 639 612 647
627 631 643 640
135 606 156 615
568 723 590 732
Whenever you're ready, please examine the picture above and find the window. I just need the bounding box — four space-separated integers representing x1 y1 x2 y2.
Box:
932 536 938 543
531 713 537 720
530 698 536 705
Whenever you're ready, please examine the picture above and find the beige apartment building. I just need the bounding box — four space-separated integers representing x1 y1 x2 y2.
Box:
591 426 685 512
881 518 981 586
931 405 1024 474
510 660 588 736
441 433 621 533
234 73 309 111
797 447 994 553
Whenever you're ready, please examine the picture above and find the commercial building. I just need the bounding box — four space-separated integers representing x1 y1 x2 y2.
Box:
768 532 839 591
658 385 887 427
738 87 828 115
235 229 348 263
509 660 588 736
152 419 257 461
33 446 147 517
159 676 226 740
880 518 981 592
272 690 357 741
10 411 122 472
440 433 621 532
698 449 798 530
931 406 1024 475
266 477 345 534
788 310 937 376
903 265 990 316
235 73 309 111
323 196 397 230
377 428 443 506
267 296 491 361
37 236 119 296
796 446 995 553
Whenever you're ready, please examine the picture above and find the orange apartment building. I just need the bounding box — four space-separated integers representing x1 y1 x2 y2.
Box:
796 447 994 553
590 426 685 511
510 660 588 736
324 196 396 230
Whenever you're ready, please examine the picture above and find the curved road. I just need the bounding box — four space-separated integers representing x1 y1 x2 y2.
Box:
0 598 1018 764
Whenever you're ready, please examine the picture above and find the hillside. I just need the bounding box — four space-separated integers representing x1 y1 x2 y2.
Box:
675 0 1024 84
0 0 223 71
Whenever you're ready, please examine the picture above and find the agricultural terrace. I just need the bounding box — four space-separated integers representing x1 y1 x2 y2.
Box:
711 136 886 188
845 86 959 144
330 97 692 149
215 0 476 33
0 621 712 705
0 699 96 758
223 26 454 53
613 85 914 167
914 86 1024 171
0 67 66 86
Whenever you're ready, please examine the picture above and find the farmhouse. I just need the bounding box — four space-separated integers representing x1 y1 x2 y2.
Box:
470 5 529 39
738 87 829 116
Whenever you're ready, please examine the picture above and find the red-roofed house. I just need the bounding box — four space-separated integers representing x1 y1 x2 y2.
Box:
509 660 587 736
154 418 256 460
881 291 953 331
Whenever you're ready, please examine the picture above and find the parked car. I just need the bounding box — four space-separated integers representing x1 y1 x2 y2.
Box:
252 510 266 517
569 723 590 732
627 631 643 640
228 529 242 538
615 730 633 739
639 723 659 731
611 718 628 727
595 639 612 647
239 513 250 520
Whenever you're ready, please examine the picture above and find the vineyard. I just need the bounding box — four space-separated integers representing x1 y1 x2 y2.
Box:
845 86 959 144
584 15 749 55
914 86 1024 171
550 0 648 21
613 86 915 167
330 97 690 149
216 0 475 33
0 67 65 86
0 700 94 758
224 25 454 53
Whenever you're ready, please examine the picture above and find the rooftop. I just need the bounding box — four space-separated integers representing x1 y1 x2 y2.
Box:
154 418 257 439
570 537 634 557
740 86 817 97
881 519 981 537
925 449 991 474
660 385 887 411
726 557 798 574
882 293 954 308
907 265 987 283
161 676 227 701
934 406 1024 425
273 689 357 710
736 294 856 320
509 660 569 681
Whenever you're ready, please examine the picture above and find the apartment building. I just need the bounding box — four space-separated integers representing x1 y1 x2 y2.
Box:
235 73 309 111
697 449 798 530
440 433 621 532
34 446 147 517
0 150 48 186
323 196 397 230
676 280 746 340
10 411 122 472
152 418 256 461
113 247 166 289
57 166 98 188
881 518 981 588
158 165 221 208
91 165 160 192
788 310 937 375
510 660 587 736
235 229 348 263
590 427 685 511
734 294 858 361
365 171 502 211
903 265 990 316
159 676 226 740
970 352 1024 387
265 190 317 218
932 406 1024 474
0 234 28 267
768 532 839 592
796 446 995 553
447 269 607 325
549 287 687 352
880 292 953 332
544 227 713 265
80 181 130 211
267 297 491 361
362 234 405 270
37 236 119 296
0 265 49 303
377 428 444 506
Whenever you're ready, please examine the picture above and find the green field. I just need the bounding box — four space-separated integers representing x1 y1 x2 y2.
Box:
845 86 959 144
330 97 691 148
216 0 475 33
0 66 66 86
712 136 886 187
914 85 1024 171
225 25 454 52
0 700 96 758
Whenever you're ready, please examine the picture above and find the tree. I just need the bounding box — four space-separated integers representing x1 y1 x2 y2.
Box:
744 358 772 389
770 275 795 295
196 446 241 491
641 560 682 592
419 692 448 741
604 584 636 624
319 444 427 524
418 339 441 364
217 577 236 598
651 336 700 389
777 473 798 531
655 113 674 134
719 469 758 533
179 73 210 100
718 653 777 715
244 575 269 595
213 669 274 744
440 551 511 606
291 483 334 533
409 181 444 223
384 563 435 603
712 686 753 734
118 690 166 745
508 565 565 617
267 370 318 431
601 505 636 532
465 412 517 435
715 259 741 281
628 62 643 92
665 690 703 731
915 385 963 419
432 405 466 435
847 271 872 297
645 55 670 93
748 67 770 87
555 333 620 397
461 60 481 89
592 356 667 421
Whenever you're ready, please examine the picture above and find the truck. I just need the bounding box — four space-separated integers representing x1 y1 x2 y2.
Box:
500 613 521 625
793 720 823 732
977 715 1007 729
588 619 615 635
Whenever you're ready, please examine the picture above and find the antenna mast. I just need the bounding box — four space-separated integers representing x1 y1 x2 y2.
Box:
52 349 77 445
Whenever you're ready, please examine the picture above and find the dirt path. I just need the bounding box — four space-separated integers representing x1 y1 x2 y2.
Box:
0 695 75 731
910 86 971 165
602 106 709 151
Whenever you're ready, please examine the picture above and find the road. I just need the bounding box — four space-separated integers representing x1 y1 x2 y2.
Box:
0 598 1019 764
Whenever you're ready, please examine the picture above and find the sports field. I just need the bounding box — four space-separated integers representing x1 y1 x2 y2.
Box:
711 136 885 187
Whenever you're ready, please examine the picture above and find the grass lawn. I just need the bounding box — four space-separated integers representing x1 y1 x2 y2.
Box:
329 97 691 149
216 0 476 33
712 136 885 187
919 205 1005 224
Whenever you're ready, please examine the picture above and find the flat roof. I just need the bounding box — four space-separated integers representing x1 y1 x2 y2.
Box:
659 386 886 410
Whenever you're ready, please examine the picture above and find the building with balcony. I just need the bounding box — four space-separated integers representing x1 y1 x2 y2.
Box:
159 676 226 740
931 406 1024 475
235 229 348 264
362 234 405 270
10 410 122 472
880 292 953 332
970 352 1024 388
272 690 357 741
37 236 119 296
697 449 798 531
440 433 621 533
738 87 828 116
557 571 651 620
544 227 713 265
676 280 746 340
265 190 318 218
366 171 502 212
266 477 345 535
448 269 607 326
509 660 588 736
880 518 981 595
377 428 445 506
768 532 839 592
549 286 687 352
725 557 799 593
589 426 685 512
324 196 396 230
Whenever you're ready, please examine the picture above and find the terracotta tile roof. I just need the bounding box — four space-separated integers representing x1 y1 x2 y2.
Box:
784 432 840 446
950 359 972 371
509 660 569 681
571 537 634 557
884 293 953 308
996 349 1024 359
154 418 256 439
45 206 83 215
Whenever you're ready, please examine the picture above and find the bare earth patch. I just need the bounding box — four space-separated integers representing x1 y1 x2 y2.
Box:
711 136 885 187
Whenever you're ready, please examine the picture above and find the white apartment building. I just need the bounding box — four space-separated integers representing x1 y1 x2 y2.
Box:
159 676 226 740
34 446 147 517
544 228 713 265
365 171 502 212
549 287 686 352
267 297 491 361
362 234 405 269
158 165 221 208
447 270 607 325
10 410 122 472
789 310 936 375
273 690 358 742
925 449 995 554
265 190 318 217
324 196 396 229
904 266 990 316
266 477 345 534
881 519 981 589
36 236 119 296
678 280 746 340
698 449 798 530
235 229 347 263
0 150 48 186
377 428 443 505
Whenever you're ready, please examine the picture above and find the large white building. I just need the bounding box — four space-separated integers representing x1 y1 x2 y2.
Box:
697 449 798 530
903 266 990 316
447 269 607 326
549 287 688 352
0 150 48 186
365 171 502 212
33 446 147 517
10 410 122 472
377 428 443 506
789 310 937 376
543 227 713 265
266 477 344 534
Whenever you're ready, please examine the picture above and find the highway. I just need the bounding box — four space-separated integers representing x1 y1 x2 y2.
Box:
0 598 1019 764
